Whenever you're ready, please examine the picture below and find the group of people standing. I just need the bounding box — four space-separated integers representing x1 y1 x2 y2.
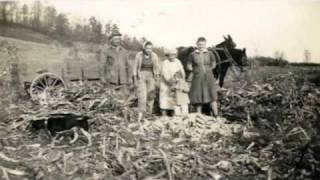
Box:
99 30 220 120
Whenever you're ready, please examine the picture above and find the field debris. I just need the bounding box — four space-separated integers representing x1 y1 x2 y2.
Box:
0 73 319 179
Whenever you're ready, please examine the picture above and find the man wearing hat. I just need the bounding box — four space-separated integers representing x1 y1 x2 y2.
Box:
98 30 133 95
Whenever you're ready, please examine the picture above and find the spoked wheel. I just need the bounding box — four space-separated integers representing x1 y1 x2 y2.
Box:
30 72 65 104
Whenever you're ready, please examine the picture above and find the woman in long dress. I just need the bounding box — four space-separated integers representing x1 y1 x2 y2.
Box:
159 49 185 116
187 37 219 116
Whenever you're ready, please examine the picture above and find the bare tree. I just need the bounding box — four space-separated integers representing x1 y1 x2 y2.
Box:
43 6 57 34
31 0 42 29
21 4 29 26
104 22 112 36
54 13 69 38
0 1 16 24
111 24 120 33
304 49 311 63
89 16 103 43
6 2 18 23
274 50 285 61
14 3 21 24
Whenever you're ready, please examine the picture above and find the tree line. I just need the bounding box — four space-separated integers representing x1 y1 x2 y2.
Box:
0 1 158 52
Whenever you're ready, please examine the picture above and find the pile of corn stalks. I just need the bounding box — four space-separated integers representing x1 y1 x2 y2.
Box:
0 73 319 180
219 73 320 179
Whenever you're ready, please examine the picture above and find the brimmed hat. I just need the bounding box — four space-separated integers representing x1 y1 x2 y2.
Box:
108 30 122 40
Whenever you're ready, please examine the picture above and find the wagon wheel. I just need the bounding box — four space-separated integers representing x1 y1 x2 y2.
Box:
30 72 65 104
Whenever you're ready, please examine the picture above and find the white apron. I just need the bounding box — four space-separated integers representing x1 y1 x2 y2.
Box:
159 59 185 110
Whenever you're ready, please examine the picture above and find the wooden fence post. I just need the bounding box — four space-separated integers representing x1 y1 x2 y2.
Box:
9 45 21 102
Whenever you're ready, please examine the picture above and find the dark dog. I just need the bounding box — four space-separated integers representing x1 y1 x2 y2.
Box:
30 113 91 145
31 113 89 136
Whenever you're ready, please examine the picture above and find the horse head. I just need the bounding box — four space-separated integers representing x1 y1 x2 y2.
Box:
230 48 248 68
216 34 237 49
215 35 248 67
213 35 248 87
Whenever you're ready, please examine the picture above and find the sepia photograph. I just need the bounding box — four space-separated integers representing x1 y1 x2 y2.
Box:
0 0 320 179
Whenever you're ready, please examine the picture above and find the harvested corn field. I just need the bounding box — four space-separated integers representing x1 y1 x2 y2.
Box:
1 73 319 180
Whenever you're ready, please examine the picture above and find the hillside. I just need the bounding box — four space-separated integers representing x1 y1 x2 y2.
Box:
0 26 53 44
0 27 145 83
0 35 69 82
0 34 102 83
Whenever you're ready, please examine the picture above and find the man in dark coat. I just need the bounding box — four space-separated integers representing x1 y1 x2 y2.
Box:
99 30 133 96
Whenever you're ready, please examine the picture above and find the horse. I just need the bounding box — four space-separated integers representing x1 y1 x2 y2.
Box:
177 35 248 87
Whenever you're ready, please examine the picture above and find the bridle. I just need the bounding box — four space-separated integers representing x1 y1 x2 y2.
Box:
212 47 240 67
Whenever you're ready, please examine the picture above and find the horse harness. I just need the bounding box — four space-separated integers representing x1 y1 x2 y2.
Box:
213 47 239 67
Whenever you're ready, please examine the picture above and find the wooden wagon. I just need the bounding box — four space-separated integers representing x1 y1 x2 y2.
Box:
25 45 101 104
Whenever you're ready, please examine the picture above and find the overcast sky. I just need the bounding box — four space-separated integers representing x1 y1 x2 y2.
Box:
26 0 320 62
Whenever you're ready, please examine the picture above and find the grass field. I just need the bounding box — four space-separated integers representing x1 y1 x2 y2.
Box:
0 26 53 44
0 36 69 82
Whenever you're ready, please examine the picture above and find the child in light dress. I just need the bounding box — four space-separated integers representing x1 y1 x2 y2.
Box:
171 70 190 116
